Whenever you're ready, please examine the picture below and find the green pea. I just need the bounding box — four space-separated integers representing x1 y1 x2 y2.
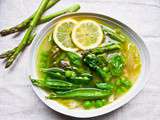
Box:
83 101 94 109
95 100 105 108
120 86 127 92
65 71 76 78
116 87 125 94
121 79 132 88
65 71 72 78
101 99 107 104
71 72 76 78
83 76 89 81
102 67 109 72
96 83 114 90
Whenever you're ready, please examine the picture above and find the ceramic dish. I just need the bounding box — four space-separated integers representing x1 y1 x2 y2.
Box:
28 12 150 118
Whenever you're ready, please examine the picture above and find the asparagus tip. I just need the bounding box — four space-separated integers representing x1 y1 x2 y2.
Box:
0 30 7 36
5 62 12 68
0 54 6 59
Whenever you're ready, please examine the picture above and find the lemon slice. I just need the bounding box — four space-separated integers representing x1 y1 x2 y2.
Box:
53 19 78 51
72 20 103 50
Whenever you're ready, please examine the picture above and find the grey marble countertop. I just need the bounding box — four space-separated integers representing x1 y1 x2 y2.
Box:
0 0 160 120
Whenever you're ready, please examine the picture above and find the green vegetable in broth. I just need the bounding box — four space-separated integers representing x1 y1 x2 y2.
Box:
81 73 93 79
47 88 112 100
31 77 79 90
84 43 121 55
35 16 141 110
83 44 123 82
64 71 93 84
41 67 92 84
96 83 114 91
41 67 65 74
115 76 132 95
102 26 126 42
83 53 99 70
71 76 91 84
53 52 66 66
97 54 108 66
68 72 93 84
108 54 125 76
67 51 81 67
41 67 65 79
95 99 106 108
83 101 94 109
65 70 76 78
96 67 112 82
83 53 111 82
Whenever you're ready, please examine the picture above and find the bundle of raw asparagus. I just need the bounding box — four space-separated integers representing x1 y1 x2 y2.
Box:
0 0 80 68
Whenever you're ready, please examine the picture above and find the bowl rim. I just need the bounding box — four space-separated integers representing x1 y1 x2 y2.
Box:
27 12 150 118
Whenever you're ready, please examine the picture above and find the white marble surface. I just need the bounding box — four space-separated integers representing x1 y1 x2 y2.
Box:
0 0 160 120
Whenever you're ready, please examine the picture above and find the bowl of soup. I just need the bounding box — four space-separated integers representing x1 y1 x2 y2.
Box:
28 13 150 118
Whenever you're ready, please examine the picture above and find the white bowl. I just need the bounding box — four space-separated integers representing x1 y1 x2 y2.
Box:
28 13 150 118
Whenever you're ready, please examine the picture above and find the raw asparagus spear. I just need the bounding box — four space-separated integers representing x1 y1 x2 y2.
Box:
0 4 80 36
0 33 36 59
0 0 60 36
5 0 49 68
39 4 80 23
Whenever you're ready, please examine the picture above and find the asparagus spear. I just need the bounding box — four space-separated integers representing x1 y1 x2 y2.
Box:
6 33 36 60
39 4 80 24
102 26 126 42
0 0 60 36
5 0 49 68
83 43 121 56
0 33 36 59
21 4 80 31
0 48 16 59
0 3 80 36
